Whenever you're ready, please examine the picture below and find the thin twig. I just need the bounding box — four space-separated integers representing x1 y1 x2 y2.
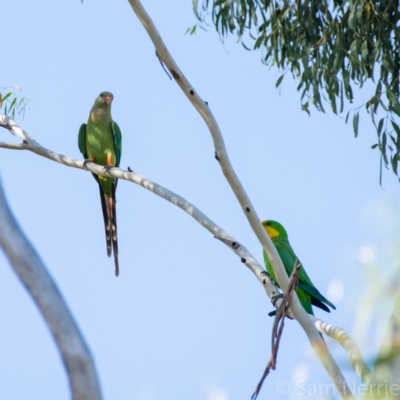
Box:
156 50 172 80
252 262 301 400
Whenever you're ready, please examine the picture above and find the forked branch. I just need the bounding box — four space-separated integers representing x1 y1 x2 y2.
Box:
0 115 279 301
126 1 353 397
1 111 368 397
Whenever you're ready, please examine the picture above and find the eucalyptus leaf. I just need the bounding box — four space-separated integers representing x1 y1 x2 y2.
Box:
353 112 359 137
193 0 400 180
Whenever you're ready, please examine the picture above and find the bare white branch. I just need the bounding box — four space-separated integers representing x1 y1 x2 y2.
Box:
0 178 102 400
0 118 365 398
312 316 372 384
0 142 27 150
1 116 368 390
0 115 279 301
126 1 353 398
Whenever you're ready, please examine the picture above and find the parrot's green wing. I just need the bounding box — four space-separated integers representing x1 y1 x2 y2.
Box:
278 240 335 312
111 121 122 168
302 282 336 310
78 123 87 158
308 288 335 310
272 243 314 314
80 92 121 277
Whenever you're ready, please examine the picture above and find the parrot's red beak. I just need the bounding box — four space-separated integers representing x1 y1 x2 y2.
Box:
104 95 112 105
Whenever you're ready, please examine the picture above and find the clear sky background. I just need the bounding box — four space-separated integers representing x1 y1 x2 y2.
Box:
1 1 400 399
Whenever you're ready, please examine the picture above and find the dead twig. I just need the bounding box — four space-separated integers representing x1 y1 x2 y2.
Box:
251 262 302 400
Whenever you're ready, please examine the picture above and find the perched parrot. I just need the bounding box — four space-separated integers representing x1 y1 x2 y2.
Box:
78 92 122 276
261 220 335 315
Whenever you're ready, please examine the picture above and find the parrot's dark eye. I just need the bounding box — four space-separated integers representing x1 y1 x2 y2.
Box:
100 93 104 97
266 221 271 226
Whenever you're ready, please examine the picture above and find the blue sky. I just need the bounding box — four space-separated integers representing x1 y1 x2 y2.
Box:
1 1 400 399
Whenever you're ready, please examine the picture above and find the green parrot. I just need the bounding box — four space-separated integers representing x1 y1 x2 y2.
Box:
261 220 335 315
78 91 122 276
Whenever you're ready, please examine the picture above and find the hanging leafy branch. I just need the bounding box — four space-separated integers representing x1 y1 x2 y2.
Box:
192 0 400 180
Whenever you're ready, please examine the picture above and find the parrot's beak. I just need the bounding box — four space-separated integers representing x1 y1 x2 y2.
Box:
104 95 112 105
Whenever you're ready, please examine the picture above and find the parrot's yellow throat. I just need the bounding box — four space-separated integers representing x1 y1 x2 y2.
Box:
265 226 280 238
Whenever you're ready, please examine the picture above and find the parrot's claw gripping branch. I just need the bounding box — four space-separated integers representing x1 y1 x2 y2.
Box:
83 159 92 170
271 293 284 307
103 165 113 174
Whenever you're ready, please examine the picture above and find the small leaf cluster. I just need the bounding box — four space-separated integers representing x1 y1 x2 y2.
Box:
0 87 29 119
193 0 400 180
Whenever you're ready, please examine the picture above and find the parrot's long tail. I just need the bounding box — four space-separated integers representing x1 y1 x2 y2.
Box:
98 183 119 276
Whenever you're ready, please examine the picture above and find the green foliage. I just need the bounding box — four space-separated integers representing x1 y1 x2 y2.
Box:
193 0 400 180
0 86 29 119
